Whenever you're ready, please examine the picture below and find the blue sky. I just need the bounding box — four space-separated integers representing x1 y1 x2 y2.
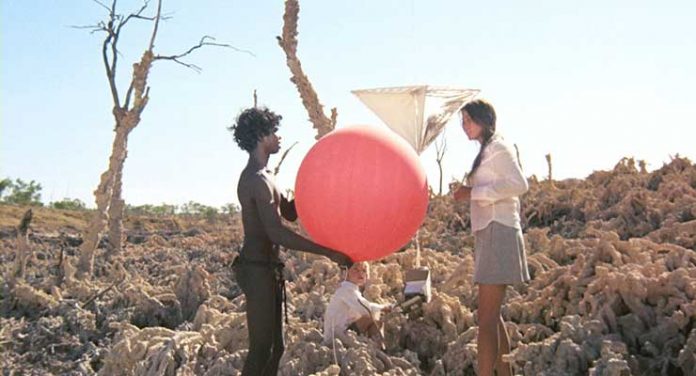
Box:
2 0 695 207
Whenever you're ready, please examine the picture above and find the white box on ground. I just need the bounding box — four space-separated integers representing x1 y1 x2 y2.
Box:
403 267 432 302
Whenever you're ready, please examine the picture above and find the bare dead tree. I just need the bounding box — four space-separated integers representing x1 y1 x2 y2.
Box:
545 153 555 188
55 233 67 285
76 0 237 278
277 0 336 139
253 89 258 108
9 209 33 287
273 141 299 176
434 134 447 196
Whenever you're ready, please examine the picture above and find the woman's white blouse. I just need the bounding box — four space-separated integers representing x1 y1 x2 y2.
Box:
469 134 528 232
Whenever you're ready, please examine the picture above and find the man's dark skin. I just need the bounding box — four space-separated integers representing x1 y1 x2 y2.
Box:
232 108 351 376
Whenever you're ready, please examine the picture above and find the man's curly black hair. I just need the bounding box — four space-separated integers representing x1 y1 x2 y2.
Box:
229 107 282 152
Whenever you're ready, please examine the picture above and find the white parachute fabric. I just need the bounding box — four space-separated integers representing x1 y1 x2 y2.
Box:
352 86 479 154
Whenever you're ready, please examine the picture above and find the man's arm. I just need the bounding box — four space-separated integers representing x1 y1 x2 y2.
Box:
252 176 351 265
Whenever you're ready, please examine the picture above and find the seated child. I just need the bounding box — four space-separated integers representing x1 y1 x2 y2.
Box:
323 261 392 348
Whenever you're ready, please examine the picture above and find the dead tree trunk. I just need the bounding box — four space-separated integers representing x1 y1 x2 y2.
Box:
79 47 151 277
545 153 555 189
107 151 126 255
277 0 336 139
9 209 33 287
77 0 233 278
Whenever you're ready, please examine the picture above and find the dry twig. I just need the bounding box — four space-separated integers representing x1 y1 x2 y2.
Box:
274 141 299 176
435 134 447 196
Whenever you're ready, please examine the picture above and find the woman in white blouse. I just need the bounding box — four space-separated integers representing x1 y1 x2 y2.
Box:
453 99 530 376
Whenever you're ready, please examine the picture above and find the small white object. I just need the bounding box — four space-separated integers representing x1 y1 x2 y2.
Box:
403 267 432 302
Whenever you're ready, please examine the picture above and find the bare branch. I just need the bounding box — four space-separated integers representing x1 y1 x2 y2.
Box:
157 10 176 20
434 134 447 195
132 13 168 21
124 81 135 109
161 59 203 73
225 45 255 57
119 0 151 31
94 0 161 110
108 1 117 25
156 36 250 59
70 24 107 34
109 31 119 98
102 26 121 108
81 277 124 308
435 135 447 161
153 36 251 72
135 86 151 116
91 0 111 12
128 0 150 20
274 142 299 176
94 1 121 108
147 0 161 51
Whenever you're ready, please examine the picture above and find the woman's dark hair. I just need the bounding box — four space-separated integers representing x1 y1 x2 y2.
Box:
229 107 282 152
463 99 496 180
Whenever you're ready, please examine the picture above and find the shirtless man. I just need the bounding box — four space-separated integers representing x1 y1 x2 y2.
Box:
230 106 352 376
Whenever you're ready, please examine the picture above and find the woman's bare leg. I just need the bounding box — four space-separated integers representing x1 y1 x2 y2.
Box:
495 315 512 376
477 284 507 376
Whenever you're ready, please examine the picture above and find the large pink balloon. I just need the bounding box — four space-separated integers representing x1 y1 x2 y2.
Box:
295 125 429 262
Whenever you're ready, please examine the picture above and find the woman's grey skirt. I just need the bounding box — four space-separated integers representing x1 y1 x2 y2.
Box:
473 221 530 285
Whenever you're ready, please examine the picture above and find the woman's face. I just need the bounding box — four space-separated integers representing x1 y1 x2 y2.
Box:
461 110 483 141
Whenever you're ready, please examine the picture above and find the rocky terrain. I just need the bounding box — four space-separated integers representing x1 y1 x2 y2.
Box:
1 156 695 375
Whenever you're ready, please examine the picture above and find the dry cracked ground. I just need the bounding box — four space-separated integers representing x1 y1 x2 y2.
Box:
1 156 695 375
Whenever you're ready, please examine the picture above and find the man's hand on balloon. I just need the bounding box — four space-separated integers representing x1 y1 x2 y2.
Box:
452 185 472 202
329 251 353 268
